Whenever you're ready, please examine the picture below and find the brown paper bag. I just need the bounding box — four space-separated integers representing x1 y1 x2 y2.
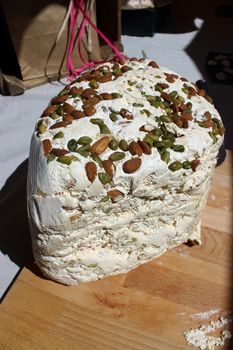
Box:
0 0 102 92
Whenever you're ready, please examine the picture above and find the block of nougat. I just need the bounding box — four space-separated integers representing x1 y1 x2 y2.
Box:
27 58 224 285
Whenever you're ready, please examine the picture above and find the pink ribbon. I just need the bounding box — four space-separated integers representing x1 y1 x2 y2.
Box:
67 0 127 78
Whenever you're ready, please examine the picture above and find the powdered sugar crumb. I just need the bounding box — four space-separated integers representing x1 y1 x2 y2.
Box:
184 316 232 350
191 309 221 321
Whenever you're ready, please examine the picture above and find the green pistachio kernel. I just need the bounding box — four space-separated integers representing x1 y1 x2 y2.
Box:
77 144 90 157
108 152 125 162
182 161 191 170
77 136 92 145
165 108 173 114
154 141 165 148
186 102 192 110
212 118 222 128
209 131 217 144
142 109 151 117
162 133 175 142
53 131 64 139
91 154 103 168
161 125 168 134
128 81 136 86
47 154 56 163
131 237 137 242
168 161 183 171
72 93 82 99
99 124 111 134
67 139 78 152
112 92 122 99
182 87 189 95
162 138 174 148
160 115 172 123
143 134 154 146
153 128 163 137
57 155 78 165
50 112 60 120
109 139 118 150
87 263 97 268
98 172 111 185
150 100 161 108
172 144 185 152
38 122 46 134
177 95 185 103
169 91 178 98
109 112 118 122
133 102 144 107
100 195 109 202
119 139 128 151
89 79 99 89
113 69 122 76
90 118 104 126
161 150 170 164
59 88 69 96
146 95 156 102
154 85 163 93
105 207 112 214
56 106 64 116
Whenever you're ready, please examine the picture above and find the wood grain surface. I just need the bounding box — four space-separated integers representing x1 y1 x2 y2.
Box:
0 152 232 350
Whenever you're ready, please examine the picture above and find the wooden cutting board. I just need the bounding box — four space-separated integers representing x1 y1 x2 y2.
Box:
0 152 232 350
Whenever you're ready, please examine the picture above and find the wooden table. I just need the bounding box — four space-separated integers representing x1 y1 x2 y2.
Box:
0 152 232 350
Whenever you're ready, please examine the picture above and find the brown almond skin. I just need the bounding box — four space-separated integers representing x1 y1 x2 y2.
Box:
179 103 188 112
103 160 115 178
161 91 173 103
118 58 125 65
85 162 97 182
120 108 134 120
121 65 130 72
173 115 183 128
188 87 197 98
122 158 142 174
202 120 214 128
52 95 69 104
85 96 100 106
157 83 169 89
112 63 120 71
72 110 85 119
100 93 113 100
137 140 152 155
63 102 75 114
70 86 83 95
172 101 179 113
63 114 74 124
198 89 206 97
43 105 57 117
51 148 69 156
182 119 189 129
181 112 193 121
42 139 52 156
90 136 110 155
204 111 212 120
99 75 112 83
128 141 143 156
50 121 68 129
108 189 124 200
81 88 97 99
83 106 96 117
148 61 159 68
191 159 200 172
